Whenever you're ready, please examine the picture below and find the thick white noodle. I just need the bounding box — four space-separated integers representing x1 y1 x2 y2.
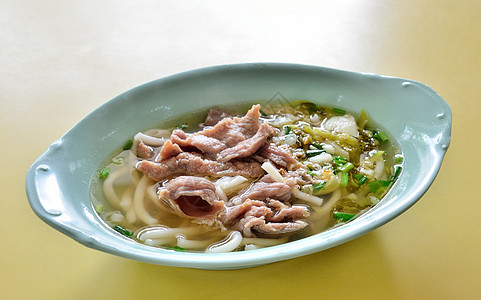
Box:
176 236 218 250
133 175 158 225
261 162 285 182
291 188 324 206
134 132 166 147
138 226 199 241
144 238 175 247
205 231 242 253
103 167 133 209
119 186 136 224
309 188 343 227
240 237 289 246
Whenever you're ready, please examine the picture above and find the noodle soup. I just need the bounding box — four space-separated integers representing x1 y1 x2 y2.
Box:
90 101 402 252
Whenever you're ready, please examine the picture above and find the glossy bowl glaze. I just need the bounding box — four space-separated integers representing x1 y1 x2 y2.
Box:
25 63 451 269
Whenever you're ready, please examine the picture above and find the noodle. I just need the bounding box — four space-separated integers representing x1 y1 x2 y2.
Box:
91 101 402 253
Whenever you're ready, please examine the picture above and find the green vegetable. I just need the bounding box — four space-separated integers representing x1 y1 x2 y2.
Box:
306 149 325 157
373 130 389 142
283 125 291 135
333 156 348 166
123 139 133 150
167 246 187 252
333 212 356 221
99 167 110 179
333 107 346 115
339 162 354 172
395 155 404 164
176 124 188 130
113 225 133 237
341 172 349 186
368 180 391 193
312 181 326 192
353 174 368 185
391 166 402 182
94 204 104 213
312 143 323 150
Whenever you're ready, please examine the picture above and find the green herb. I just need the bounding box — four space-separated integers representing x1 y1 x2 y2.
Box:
339 162 354 172
113 225 133 237
122 139 133 150
176 124 188 130
167 246 187 252
306 149 325 157
373 130 389 142
333 212 356 221
353 174 368 185
99 167 110 179
333 107 346 115
341 172 349 186
390 166 402 182
333 156 348 166
283 125 291 135
94 204 104 213
395 156 404 164
312 181 326 192
368 180 391 193
307 170 316 178
111 157 124 164
312 143 323 150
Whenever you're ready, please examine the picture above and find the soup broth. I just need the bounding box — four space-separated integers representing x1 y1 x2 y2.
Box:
90 101 402 252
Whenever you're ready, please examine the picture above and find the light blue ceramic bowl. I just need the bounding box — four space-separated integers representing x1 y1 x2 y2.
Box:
25 63 451 269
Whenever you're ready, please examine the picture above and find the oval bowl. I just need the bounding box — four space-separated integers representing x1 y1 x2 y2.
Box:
25 63 451 269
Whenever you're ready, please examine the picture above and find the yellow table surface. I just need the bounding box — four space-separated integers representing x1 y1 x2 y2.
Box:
2 1 480 299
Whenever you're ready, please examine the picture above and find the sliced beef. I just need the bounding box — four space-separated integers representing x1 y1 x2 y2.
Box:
169 104 273 162
158 176 225 226
229 174 293 204
155 140 183 162
136 141 155 160
256 143 298 168
137 152 265 181
202 107 234 127
222 199 310 238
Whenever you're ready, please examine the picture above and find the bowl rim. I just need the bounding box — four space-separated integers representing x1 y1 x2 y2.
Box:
25 62 452 269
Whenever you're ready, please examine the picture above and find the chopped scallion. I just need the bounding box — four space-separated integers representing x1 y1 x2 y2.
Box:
368 180 391 193
306 149 325 157
333 156 348 165
167 246 187 252
391 166 402 182
283 125 291 135
122 139 133 150
95 204 104 213
312 143 323 150
341 172 349 186
333 212 356 221
333 107 346 115
99 167 110 179
353 174 368 185
312 181 326 192
340 162 354 172
373 130 389 142
111 157 124 164
176 124 188 130
113 225 133 237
